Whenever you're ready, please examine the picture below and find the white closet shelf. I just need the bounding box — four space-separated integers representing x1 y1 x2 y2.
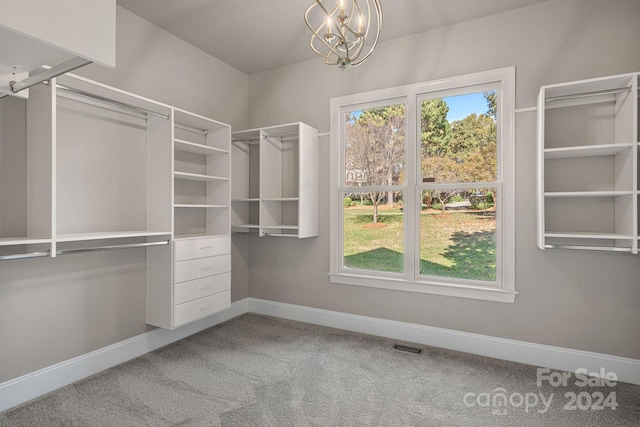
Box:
545 231 634 239
232 198 260 202
57 74 171 118
174 172 229 182
174 139 229 156
543 76 633 105
174 233 230 241
174 108 229 131
262 198 300 202
544 244 632 252
544 191 634 197
56 231 171 242
232 224 260 229
174 204 229 208
0 237 51 246
544 143 634 159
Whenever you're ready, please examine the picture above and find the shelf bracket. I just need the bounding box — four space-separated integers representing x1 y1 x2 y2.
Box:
7 58 92 96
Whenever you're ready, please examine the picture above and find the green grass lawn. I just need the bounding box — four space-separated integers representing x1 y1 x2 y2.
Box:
343 205 496 281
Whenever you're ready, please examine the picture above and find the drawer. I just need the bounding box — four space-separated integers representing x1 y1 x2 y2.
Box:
174 254 230 283
174 272 231 305
174 236 230 262
174 290 231 327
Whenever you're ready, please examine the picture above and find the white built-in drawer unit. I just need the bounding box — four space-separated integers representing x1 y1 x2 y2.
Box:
173 290 231 327
174 273 230 305
174 254 231 283
174 236 230 261
147 235 231 329
171 236 231 328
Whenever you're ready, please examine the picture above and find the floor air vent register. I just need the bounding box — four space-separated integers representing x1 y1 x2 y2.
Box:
392 344 423 355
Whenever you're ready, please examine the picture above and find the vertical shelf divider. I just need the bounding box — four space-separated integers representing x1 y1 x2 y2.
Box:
27 79 56 256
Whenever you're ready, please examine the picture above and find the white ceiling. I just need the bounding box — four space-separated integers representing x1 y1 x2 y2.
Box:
116 0 549 75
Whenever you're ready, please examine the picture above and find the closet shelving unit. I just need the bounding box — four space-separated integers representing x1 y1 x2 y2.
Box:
172 108 231 239
231 122 319 238
146 109 231 330
0 71 232 329
537 72 639 253
0 73 174 260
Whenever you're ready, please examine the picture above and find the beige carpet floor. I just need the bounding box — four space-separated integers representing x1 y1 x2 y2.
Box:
1 313 639 426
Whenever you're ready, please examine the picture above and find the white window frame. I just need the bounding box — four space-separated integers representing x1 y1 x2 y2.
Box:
329 67 517 303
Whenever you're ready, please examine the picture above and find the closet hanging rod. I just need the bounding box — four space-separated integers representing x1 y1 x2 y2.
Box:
232 133 299 144
54 84 170 120
0 251 50 261
56 240 170 256
544 244 631 252
175 123 209 135
546 86 631 103
263 131 300 139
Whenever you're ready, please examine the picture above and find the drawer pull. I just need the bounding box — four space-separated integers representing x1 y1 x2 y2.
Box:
199 305 213 312
200 266 213 271
200 246 212 250
200 285 213 291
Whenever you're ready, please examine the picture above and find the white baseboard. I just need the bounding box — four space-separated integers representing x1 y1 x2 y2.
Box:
0 299 249 413
248 298 640 386
3 297 639 413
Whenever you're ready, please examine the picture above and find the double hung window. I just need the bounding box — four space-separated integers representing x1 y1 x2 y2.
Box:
329 67 516 302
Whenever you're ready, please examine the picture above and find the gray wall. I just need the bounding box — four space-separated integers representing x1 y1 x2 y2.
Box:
246 0 640 359
0 6 249 383
78 7 248 131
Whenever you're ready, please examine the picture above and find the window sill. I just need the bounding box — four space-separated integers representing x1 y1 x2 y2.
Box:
328 272 517 303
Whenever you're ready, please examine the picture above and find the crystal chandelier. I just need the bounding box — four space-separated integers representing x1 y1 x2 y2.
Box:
304 0 382 70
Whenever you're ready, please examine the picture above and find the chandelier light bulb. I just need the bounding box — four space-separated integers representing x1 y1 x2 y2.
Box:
325 16 333 40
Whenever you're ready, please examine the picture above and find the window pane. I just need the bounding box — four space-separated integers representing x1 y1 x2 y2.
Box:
345 104 405 187
419 188 497 282
421 91 497 183
343 191 404 273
